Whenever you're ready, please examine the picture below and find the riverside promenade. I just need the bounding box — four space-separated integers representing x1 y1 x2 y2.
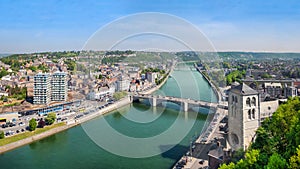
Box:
0 97 132 154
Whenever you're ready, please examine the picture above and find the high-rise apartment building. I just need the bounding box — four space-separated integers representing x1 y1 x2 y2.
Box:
33 73 51 104
51 71 68 102
33 72 68 104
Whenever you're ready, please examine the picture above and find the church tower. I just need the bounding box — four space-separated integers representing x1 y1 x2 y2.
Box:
227 83 260 150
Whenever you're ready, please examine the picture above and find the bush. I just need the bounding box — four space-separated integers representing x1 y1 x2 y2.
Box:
38 120 46 128
113 91 127 101
29 118 37 131
45 113 56 125
0 130 4 139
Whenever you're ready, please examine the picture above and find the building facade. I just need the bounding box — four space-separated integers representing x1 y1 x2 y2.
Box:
51 72 68 102
146 72 158 84
116 76 130 92
33 73 51 104
34 72 68 104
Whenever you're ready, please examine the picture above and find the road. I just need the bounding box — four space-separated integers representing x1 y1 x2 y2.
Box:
1 99 111 137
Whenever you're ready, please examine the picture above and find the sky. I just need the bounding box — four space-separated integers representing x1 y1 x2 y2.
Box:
0 0 300 53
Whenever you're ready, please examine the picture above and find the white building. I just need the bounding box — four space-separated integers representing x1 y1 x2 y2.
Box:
116 76 130 92
1 75 11 81
51 71 68 102
146 72 158 84
33 73 51 104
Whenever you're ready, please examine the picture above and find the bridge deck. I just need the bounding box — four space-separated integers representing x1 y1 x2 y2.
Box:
133 94 218 108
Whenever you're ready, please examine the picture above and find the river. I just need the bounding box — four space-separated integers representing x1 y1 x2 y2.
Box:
0 63 217 169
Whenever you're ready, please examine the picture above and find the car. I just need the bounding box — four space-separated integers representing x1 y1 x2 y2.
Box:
9 123 16 127
19 122 25 126
199 159 205 164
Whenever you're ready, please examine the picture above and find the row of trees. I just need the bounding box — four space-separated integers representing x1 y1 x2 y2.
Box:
29 113 57 131
113 91 127 101
141 67 165 74
1 86 27 100
105 50 134 56
226 70 246 85
220 97 300 169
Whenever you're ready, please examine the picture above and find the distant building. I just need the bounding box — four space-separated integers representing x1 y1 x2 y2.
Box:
146 72 158 84
51 71 68 102
264 82 282 97
33 73 51 104
208 142 224 169
284 86 297 97
116 76 130 92
263 82 298 98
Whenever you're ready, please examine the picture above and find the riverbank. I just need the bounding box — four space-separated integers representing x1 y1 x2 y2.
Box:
0 97 132 154
194 65 222 102
139 63 175 95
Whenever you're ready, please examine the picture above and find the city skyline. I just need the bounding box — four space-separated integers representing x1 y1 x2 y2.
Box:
1 0 300 53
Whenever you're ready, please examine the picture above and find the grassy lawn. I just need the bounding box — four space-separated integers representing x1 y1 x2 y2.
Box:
0 122 65 146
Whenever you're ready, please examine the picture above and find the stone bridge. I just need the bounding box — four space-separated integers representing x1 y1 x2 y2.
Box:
131 94 219 112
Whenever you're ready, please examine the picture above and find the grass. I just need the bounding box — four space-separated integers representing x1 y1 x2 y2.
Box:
0 122 65 146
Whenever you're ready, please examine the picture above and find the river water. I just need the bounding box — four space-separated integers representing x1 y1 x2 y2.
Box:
0 64 217 169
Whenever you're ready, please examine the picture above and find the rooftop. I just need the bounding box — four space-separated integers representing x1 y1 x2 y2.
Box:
231 83 258 95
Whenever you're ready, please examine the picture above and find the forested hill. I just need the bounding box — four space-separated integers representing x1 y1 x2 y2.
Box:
218 52 300 60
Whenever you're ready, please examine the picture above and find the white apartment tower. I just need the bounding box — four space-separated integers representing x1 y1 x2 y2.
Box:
33 72 68 104
227 83 260 151
51 71 68 102
33 73 51 104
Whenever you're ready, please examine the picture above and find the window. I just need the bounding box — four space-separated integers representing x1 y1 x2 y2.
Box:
246 97 251 107
251 97 256 106
235 96 238 103
232 95 234 103
252 109 255 119
248 109 251 119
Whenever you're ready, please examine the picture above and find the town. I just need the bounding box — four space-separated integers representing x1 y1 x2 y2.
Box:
0 51 300 169
0 50 175 136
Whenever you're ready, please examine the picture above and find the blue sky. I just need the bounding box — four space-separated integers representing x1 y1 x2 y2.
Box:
0 0 300 53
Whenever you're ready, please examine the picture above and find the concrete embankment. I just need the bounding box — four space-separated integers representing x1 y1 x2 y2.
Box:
0 97 132 154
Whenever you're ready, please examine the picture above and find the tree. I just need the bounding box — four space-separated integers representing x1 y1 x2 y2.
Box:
0 130 4 139
38 119 46 128
113 91 127 101
267 153 287 169
289 146 300 169
45 112 56 125
29 118 37 131
28 66 37 72
231 148 245 163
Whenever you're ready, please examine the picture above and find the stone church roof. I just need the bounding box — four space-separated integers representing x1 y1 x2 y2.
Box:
231 83 258 95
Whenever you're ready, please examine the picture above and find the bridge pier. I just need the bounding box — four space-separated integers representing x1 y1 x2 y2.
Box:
150 97 157 107
183 102 188 112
